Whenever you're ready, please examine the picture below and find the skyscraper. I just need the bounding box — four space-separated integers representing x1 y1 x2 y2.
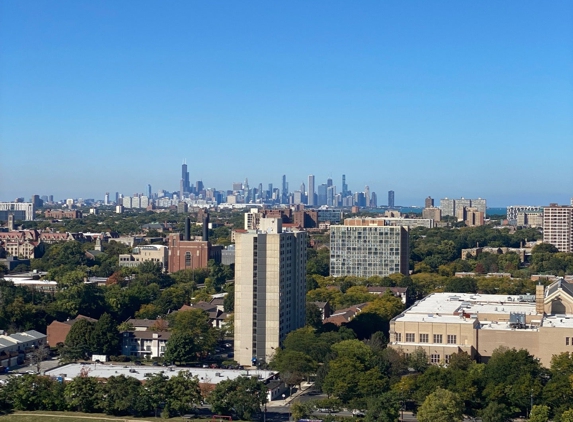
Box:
104 192 110 205
234 217 307 367
342 175 348 197
308 175 315 206
364 186 370 208
425 196 434 208
281 175 288 204
146 184 152 198
318 184 328 206
388 190 395 208
181 161 190 194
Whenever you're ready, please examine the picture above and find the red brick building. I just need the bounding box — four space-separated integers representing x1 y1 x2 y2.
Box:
167 234 222 274
46 315 97 346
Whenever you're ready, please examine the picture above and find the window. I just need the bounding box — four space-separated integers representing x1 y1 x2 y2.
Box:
447 335 457 344
433 334 443 344
406 333 415 342
567 337 570 346
430 354 440 364
419 334 429 343
395 333 402 342
185 252 191 267
445 354 451 364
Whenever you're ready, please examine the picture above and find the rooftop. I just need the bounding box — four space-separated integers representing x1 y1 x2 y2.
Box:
46 363 276 384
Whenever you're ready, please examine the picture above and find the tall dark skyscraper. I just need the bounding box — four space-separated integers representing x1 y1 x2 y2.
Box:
281 175 288 204
342 174 348 197
181 161 191 194
388 190 395 208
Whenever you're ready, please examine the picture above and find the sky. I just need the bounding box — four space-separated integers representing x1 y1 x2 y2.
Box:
1 1 572 207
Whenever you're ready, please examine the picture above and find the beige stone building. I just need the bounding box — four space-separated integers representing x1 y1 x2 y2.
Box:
118 245 169 271
390 279 573 367
234 218 307 367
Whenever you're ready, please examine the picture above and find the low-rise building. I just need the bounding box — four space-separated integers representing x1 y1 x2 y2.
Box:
121 331 170 359
390 279 573 367
118 245 169 270
46 315 98 346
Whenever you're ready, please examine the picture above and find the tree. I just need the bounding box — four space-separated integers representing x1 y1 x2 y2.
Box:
30 345 50 374
531 243 559 254
365 392 400 422
270 349 317 386
164 331 199 364
63 318 96 360
208 376 268 420
144 372 169 418
416 388 463 422
306 302 323 329
530 404 550 422
91 313 120 355
168 308 216 356
291 401 314 421
4 374 66 411
560 409 573 422
64 375 102 412
165 371 202 416
480 401 512 422
101 375 150 416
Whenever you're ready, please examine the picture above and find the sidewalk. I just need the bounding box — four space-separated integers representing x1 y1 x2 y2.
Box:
267 382 314 407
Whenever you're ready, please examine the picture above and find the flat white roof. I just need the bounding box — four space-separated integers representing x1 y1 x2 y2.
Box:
46 363 276 384
394 293 539 323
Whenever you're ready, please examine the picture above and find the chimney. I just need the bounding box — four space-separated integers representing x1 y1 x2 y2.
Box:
202 213 209 241
536 283 545 315
185 217 191 241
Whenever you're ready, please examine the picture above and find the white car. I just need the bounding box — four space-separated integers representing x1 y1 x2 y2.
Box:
352 410 365 417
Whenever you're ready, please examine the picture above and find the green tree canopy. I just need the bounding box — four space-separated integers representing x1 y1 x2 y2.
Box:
416 388 464 422
208 376 268 420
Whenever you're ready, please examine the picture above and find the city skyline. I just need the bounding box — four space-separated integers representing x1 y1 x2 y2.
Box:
1 2 572 206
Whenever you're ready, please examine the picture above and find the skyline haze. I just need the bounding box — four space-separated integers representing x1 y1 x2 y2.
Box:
1 1 572 206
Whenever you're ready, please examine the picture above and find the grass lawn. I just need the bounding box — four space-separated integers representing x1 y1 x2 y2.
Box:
0 411 158 422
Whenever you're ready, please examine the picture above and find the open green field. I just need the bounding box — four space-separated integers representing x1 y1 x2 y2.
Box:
0 412 161 422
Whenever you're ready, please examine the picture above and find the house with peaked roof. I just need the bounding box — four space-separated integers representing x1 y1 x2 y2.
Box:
46 315 98 346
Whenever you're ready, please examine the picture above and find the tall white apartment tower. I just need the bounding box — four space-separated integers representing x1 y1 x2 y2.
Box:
543 204 573 252
234 218 307 367
308 175 315 206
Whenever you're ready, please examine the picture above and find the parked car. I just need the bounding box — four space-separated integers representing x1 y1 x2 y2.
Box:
352 410 365 417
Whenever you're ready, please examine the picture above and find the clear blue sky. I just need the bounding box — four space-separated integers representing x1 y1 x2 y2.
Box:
1 1 572 206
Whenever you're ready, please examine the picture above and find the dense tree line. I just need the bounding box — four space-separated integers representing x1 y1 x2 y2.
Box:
276 317 573 422
0 371 202 418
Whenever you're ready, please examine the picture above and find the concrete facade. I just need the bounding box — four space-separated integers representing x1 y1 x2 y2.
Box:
234 218 307 367
330 219 409 278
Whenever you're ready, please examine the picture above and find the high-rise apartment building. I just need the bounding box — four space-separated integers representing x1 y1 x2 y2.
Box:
455 198 471 217
425 196 434 208
234 218 307 367
364 186 370 208
422 207 441 222
543 204 573 252
308 175 315 206
388 191 395 208
330 218 409 278
0 202 35 221
440 198 456 217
